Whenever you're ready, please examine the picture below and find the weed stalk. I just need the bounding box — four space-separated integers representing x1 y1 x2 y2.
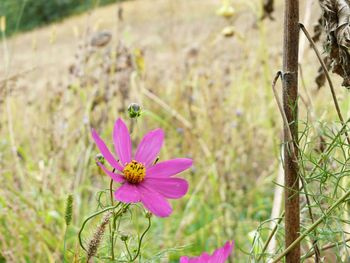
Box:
282 0 300 262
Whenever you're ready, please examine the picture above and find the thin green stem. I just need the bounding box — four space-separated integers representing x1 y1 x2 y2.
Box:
78 204 121 252
302 237 350 259
63 227 68 262
130 216 152 261
110 177 115 260
271 188 350 263
111 203 130 260
124 240 133 261
257 211 285 261
110 177 114 206
111 214 116 260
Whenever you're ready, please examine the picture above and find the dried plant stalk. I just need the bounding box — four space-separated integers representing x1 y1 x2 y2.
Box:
282 0 300 262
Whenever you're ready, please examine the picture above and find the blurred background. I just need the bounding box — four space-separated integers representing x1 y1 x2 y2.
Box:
1 0 349 262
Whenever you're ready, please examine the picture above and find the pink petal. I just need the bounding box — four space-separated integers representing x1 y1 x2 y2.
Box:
211 248 226 263
97 162 125 183
114 183 141 203
198 253 211 262
222 241 234 260
180 255 205 263
139 185 172 217
135 129 164 167
142 178 188 199
113 118 132 166
91 129 123 171
211 241 234 263
179 241 234 263
185 253 210 263
147 158 193 178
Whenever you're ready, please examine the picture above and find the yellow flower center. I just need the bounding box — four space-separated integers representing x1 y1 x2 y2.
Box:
123 160 146 184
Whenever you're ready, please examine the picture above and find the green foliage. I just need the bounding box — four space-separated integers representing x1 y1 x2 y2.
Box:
0 0 121 35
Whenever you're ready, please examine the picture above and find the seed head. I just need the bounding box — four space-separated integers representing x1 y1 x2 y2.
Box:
64 194 73 226
87 212 112 260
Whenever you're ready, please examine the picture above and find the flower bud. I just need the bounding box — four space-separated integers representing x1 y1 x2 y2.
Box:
95 153 105 165
127 103 142 119
145 212 152 219
222 26 235 38
120 234 129 241
216 5 235 19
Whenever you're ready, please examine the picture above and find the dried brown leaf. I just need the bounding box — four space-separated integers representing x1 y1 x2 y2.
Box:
312 17 324 43
319 0 350 87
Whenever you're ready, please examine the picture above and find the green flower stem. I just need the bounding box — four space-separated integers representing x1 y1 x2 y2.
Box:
110 177 114 206
78 203 121 252
130 216 152 261
110 178 115 260
111 214 116 260
110 203 130 259
123 240 133 261
271 188 350 263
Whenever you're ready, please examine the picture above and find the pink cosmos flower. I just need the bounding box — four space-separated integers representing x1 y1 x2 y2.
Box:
92 118 192 217
180 241 234 263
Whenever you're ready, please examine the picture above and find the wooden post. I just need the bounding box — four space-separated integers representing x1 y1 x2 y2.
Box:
282 0 300 262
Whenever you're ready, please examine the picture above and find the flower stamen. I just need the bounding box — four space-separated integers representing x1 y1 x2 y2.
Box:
123 160 146 184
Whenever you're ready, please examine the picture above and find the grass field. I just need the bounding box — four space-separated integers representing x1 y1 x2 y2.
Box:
1 0 350 262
